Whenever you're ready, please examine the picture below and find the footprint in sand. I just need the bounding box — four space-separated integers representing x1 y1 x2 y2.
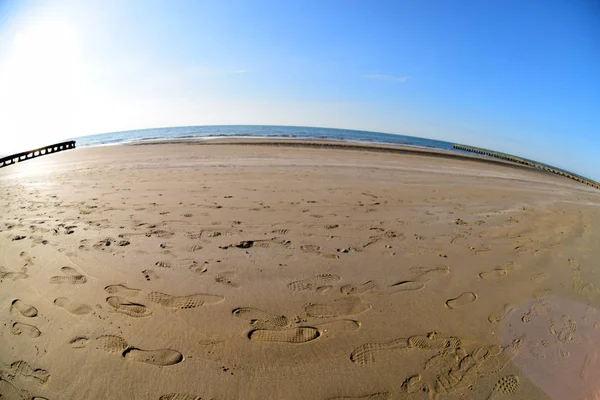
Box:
0 267 29 281
530 272 548 282
123 347 183 366
314 319 361 339
142 269 159 281
487 375 520 400
446 292 477 309
155 261 171 268
388 281 425 294
72 335 183 366
488 304 515 324
407 333 463 350
350 332 462 365
341 281 378 295
305 297 372 318
249 327 321 344
10 322 41 338
232 307 290 329
215 271 239 288
1 360 50 383
0 377 47 400
49 266 87 284
477 341 521 376
106 296 152 317
160 395 203 400
299 244 339 259
350 338 408 365
104 284 141 297
328 393 391 400
400 374 423 395
424 347 469 372
220 238 289 250
316 286 334 294
287 274 341 292
19 251 34 266
410 265 450 282
550 315 577 343
10 299 38 317
54 297 93 315
479 268 508 280
148 292 224 309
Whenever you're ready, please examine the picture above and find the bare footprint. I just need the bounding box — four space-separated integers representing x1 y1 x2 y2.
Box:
287 274 341 292
142 269 159 281
446 292 477 309
305 297 372 318
216 271 239 287
10 322 41 338
488 304 515 324
328 393 391 400
10 299 38 317
106 296 152 317
232 307 290 329
104 284 141 297
249 327 320 344
479 269 508 280
389 281 425 294
54 297 93 315
148 292 224 309
49 266 86 284
487 375 520 400
155 261 171 268
341 281 378 295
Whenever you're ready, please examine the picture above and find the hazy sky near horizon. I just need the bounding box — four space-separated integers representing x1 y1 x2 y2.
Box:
0 0 598 178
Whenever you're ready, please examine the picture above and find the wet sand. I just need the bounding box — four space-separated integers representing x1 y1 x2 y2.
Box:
1 140 599 399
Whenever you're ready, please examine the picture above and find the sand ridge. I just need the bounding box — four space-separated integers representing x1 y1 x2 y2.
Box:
1 141 600 399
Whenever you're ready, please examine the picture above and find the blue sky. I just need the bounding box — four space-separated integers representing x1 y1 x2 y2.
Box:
0 0 599 179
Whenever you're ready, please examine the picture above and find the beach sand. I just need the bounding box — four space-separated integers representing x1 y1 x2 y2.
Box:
1 140 600 399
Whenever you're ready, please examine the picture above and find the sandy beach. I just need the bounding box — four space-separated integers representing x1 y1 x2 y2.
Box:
1 140 600 400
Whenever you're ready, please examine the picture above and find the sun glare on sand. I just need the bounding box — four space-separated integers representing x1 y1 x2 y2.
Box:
0 20 81 154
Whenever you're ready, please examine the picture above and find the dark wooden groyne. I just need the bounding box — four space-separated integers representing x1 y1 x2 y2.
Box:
0 140 76 169
453 144 600 189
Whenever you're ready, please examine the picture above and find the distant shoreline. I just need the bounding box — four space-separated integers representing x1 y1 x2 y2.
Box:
128 137 550 175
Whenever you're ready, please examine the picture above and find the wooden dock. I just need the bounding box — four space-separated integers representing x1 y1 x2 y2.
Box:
453 144 599 190
0 140 76 169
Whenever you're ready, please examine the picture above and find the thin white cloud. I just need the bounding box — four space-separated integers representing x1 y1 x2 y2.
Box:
233 69 250 74
366 74 411 83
